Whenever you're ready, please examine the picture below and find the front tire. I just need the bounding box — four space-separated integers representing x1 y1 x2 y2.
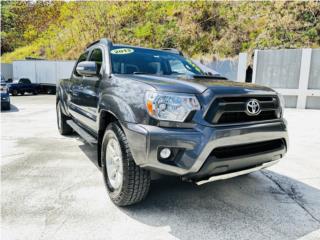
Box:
56 101 73 135
101 123 151 206
1 103 10 110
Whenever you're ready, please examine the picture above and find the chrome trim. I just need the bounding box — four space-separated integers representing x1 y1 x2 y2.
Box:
246 98 262 116
203 93 280 125
207 118 284 128
196 159 280 186
202 93 278 117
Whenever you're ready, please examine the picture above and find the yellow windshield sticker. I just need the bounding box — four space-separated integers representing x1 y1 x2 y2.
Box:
110 48 134 55
186 59 201 72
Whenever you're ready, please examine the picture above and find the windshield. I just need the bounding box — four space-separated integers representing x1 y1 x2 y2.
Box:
110 46 204 76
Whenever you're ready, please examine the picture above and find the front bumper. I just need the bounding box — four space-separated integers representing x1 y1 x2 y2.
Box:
1 94 10 103
122 120 288 179
196 159 280 185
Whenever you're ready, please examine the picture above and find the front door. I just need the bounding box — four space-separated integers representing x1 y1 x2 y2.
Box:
67 51 89 126
79 48 104 132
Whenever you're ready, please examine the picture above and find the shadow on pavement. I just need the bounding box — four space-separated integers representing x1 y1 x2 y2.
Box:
120 172 320 240
77 141 320 240
1 103 19 113
78 142 100 169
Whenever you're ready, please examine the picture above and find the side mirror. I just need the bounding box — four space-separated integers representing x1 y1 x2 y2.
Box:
76 61 98 76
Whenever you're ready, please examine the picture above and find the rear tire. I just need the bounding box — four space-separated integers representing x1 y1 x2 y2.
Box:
47 88 55 95
56 101 73 135
101 122 151 206
12 90 18 96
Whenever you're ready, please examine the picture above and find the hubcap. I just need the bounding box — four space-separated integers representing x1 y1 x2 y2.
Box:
106 138 123 190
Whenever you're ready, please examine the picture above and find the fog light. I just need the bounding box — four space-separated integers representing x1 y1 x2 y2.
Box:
160 148 171 159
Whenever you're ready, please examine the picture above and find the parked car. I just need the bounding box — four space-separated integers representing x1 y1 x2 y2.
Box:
8 78 40 96
56 39 288 206
1 74 11 110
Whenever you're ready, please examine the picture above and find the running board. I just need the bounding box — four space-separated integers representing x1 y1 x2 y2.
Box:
196 159 280 186
66 120 97 146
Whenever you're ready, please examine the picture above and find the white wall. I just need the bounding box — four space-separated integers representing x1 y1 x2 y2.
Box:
237 53 247 82
196 53 247 81
13 61 36 82
252 48 320 109
1 63 13 80
206 59 238 80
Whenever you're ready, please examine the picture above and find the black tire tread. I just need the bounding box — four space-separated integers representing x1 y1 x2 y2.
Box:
57 101 73 135
102 123 150 206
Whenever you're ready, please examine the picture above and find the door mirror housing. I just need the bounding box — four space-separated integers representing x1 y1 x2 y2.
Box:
76 61 98 76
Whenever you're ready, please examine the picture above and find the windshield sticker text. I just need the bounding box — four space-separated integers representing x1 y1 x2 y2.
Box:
110 48 134 55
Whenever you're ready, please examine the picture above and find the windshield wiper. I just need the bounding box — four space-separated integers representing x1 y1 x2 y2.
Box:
193 74 227 80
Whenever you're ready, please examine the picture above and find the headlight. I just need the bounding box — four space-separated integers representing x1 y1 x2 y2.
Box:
0 86 8 94
145 91 200 122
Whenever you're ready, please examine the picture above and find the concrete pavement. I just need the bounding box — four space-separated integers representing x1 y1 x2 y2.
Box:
1 95 320 240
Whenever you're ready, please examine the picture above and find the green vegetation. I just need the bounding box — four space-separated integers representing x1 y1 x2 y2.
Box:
1 1 319 63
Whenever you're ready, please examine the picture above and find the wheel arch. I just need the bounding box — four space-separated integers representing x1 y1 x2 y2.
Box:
97 110 124 167
56 88 69 116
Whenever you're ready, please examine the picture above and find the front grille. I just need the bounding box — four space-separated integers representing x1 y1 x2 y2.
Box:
210 139 285 159
218 111 276 124
205 95 280 124
221 96 274 102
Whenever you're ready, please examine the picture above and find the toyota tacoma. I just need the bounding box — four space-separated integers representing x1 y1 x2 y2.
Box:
56 39 288 206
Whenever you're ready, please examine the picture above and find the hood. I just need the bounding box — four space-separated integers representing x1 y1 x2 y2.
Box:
113 74 276 95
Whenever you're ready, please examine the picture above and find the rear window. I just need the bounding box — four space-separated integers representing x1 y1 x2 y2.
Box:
19 78 31 84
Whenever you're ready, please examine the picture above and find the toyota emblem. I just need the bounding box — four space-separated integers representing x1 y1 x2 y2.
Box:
246 99 261 116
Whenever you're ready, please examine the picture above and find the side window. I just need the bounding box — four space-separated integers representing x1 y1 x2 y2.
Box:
78 52 89 63
89 48 103 73
74 51 89 76
19 78 31 84
169 59 187 74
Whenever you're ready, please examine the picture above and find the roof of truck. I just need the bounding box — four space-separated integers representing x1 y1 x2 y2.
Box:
113 44 183 55
87 39 182 55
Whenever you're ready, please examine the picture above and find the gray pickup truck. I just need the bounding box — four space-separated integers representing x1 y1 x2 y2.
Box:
56 39 288 206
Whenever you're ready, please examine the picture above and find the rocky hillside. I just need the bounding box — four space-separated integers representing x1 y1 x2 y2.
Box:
1 1 319 62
